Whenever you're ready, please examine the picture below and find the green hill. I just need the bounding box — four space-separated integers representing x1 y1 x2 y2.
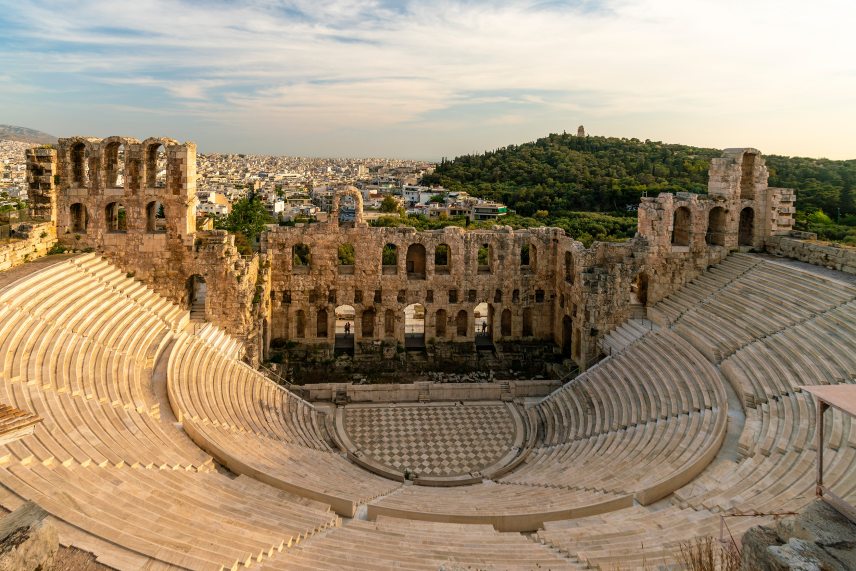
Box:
420 133 856 244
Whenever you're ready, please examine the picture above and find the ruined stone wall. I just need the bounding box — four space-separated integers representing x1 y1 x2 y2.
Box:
23 141 800 372
0 222 57 272
766 234 856 275
263 215 564 365
26 137 262 344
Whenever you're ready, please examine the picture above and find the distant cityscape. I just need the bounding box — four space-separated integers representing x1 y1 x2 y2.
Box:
1 139 509 224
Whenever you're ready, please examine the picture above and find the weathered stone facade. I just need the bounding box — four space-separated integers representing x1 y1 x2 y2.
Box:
25 139 796 371
25 138 262 353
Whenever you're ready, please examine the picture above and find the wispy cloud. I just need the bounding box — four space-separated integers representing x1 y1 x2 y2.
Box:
0 0 853 158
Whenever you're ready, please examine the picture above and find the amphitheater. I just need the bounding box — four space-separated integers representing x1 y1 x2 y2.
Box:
0 138 853 569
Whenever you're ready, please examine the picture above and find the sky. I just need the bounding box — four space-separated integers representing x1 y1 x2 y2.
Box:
1 0 854 160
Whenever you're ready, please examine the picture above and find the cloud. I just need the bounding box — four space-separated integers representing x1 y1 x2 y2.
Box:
0 0 853 158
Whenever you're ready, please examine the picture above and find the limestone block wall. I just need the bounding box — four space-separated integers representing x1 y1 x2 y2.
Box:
300 380 560 403
25 137 261 343
262 220 562 354
21 140 803 372
766 234 856 275
0 222 57 272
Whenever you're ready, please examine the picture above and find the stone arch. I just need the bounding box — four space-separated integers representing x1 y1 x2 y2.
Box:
104 140 126 188
672 206 691 247
361 308 376 338
632 272 649 306
406 243 426 279
739 207 755 247
295 310 306 338
500 309 512 337
740 152 757 200
522 307 533 337
564 251 574 284
455 310 468 337
382 243 398 274
404 303 425 349
145 142 167 188
434 243 450 274
316 308 329 338
706 206 727 246
70 203 88 232
435 309 447 338
70 141 88 187
562 315 573 356
474 302 494 344
384 309 395 337
146 201 167 233
334 305 355 353
105 202 127 233
331 186 364 226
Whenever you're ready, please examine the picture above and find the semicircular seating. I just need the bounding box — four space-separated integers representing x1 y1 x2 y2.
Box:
1 251 855 570
535 254 856 569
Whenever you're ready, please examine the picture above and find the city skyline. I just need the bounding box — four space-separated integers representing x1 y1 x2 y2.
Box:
1 0 854 160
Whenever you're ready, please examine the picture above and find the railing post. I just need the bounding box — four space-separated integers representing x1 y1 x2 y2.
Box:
816 399 827 497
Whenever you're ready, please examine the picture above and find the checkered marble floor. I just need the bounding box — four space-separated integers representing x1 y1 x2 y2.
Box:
343 404 515 477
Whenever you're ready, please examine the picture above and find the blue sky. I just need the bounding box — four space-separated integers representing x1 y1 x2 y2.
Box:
1 0 854 159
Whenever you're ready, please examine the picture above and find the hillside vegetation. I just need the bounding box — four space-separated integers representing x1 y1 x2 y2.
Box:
419 133 856 245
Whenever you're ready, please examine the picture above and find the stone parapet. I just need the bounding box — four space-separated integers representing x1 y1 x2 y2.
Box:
766 235 856 275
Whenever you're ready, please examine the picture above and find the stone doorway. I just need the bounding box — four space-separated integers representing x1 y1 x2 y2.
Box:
187 275 206 321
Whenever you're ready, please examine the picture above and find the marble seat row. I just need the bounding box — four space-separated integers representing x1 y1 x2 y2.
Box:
665 258 856 362
261 515 581 570
536 329 725 447
168 332 331 449
533 257 856 570
183 419 401 518
0 255 348 570
0 463 339 571
537 505 769 570
503 408 723 503
367 480 633 532
597 319 656 356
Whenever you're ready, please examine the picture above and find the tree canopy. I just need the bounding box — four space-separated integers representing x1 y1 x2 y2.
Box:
213 195 274 253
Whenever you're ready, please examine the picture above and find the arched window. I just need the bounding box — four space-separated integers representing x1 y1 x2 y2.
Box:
435 309 447 338
434 244 450 274
105 202 127 233
672 206 691 247
382 243 398 274
105 142 125 188
706 207 727 246
739 207 754 247
474 302 492 337
316 308 329 338
146 201 166 233
494 289 502 303
295 310 306 338
71 142 87 186
500 309 512 337
70 203 88 232
292 244 311 272
384 309 395 337
146 143 166 188
740 153 757 200
522 308 533 337
338 243 355 274
335 305 354 351
564 251 574 284
512 289 520 303
455 310 468 337
361 308 376 338
406 244 426 279
477 244 492 274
